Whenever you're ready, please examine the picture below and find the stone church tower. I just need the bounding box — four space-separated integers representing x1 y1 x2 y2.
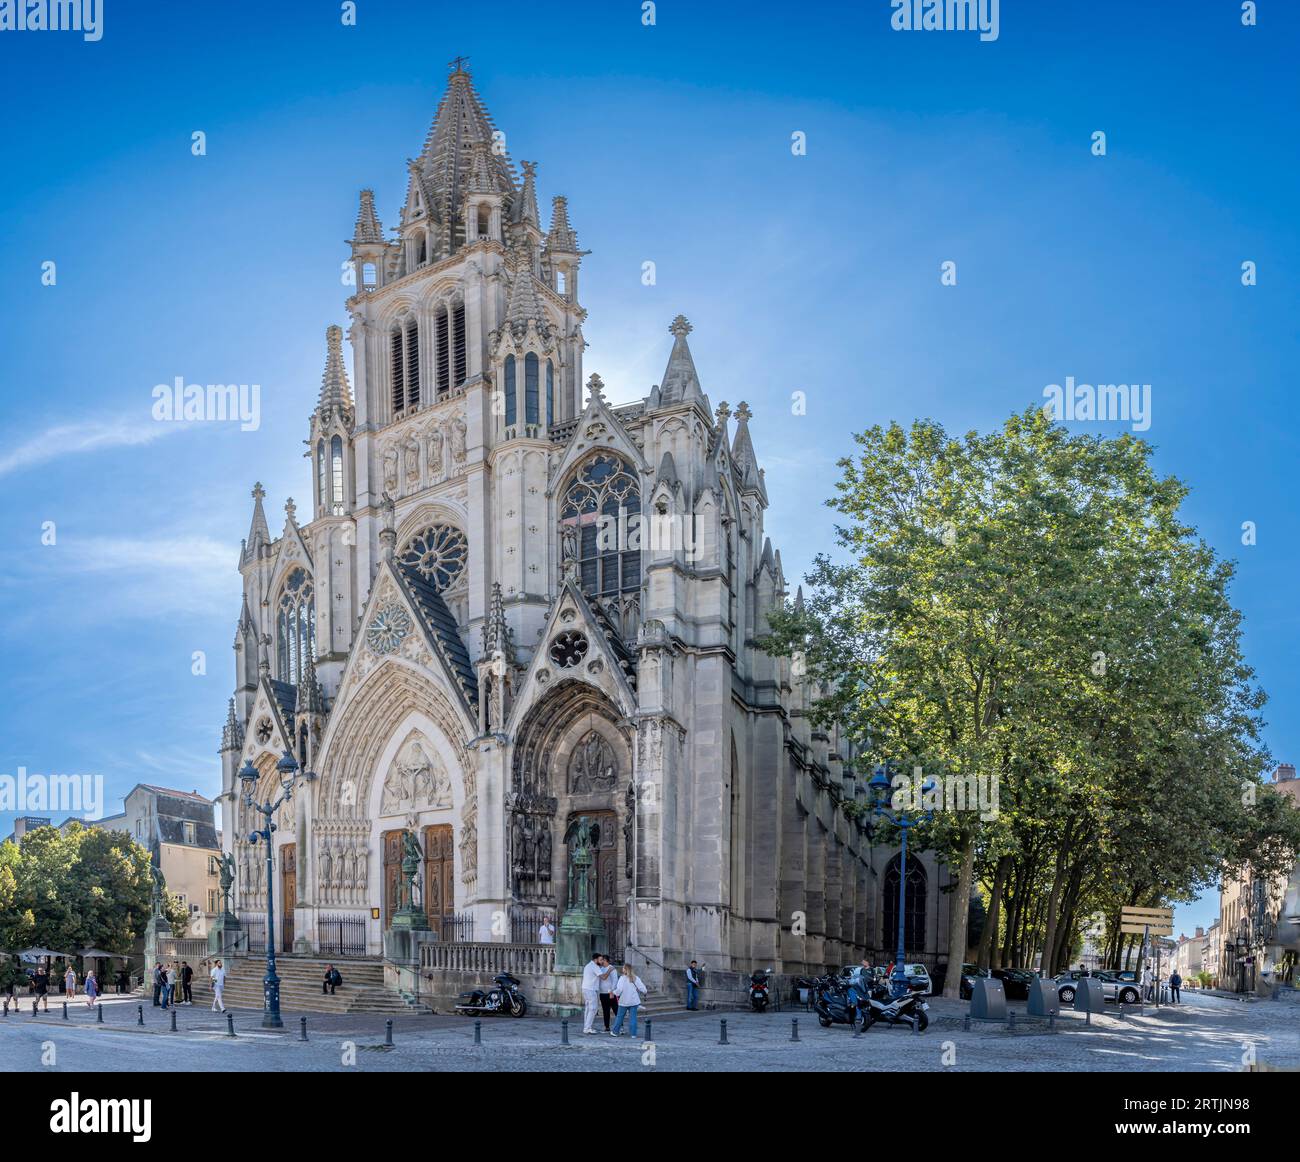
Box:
219 65 950 994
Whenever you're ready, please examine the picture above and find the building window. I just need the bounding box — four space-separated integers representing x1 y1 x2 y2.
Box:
525 353 539 426
546 360 554 426
883 853 927 952
276 568 316 686
330 436 345 514
451 302 466 389
183 821 196 845
504 355 516 425
560 453 642 599
556 270 566 295
390 325 404 415
404 319 420 408
208 889 220 913
477 203 491 238
316 440 326 513
398 525 468 592
391 318 419 414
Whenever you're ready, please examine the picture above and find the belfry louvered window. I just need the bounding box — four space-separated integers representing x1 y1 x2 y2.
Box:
404 322 420 408
452 302 466 390
276 568 315 687
504 355 516 425
525 353 539 426
390 326 404 414
435 307 450 394
316 440 326 513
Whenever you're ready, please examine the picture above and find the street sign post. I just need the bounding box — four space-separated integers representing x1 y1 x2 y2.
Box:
1119 908 1174 1007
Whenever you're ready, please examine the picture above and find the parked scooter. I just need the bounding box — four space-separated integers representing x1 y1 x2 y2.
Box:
857 979 929 1033
812 974 858 1028
748 968 773 1012
454 971 528 1017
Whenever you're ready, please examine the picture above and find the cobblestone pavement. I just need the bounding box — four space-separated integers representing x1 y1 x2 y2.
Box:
2 990 1296 1072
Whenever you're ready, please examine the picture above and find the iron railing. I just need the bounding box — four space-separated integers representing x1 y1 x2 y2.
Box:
317 913 368 958
434 913 476 943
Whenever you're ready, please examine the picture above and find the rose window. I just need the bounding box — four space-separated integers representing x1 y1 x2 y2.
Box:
549 631 589 668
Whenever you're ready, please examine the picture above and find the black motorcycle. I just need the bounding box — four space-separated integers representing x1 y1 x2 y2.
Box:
454 971 528 1018
748 968 773 1012
857 979 928 1033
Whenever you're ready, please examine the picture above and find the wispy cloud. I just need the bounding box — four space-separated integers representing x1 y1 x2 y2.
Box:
0 415 187 477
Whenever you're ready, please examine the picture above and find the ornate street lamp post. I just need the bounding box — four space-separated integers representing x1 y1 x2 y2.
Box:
868 763 934 999
239 750 301 1029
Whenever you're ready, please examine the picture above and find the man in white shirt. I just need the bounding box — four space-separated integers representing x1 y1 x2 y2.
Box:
538 917 556 945
581 952 611 1034
210 960 227 1013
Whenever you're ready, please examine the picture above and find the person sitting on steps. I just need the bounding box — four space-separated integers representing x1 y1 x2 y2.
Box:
323 964 343 995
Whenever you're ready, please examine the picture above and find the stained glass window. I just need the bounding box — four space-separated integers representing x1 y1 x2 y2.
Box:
276 568 315 686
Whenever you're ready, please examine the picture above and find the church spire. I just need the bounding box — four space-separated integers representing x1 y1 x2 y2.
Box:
351 189 383 244
505 263 545 333
545 195 578 252
513 160 540 227
317 324 354 415
244 482 270 560
658 315 705 406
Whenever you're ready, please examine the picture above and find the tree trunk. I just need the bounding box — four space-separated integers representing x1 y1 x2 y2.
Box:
978 855 1011 970
942 834 977 999
1037 847 1069 977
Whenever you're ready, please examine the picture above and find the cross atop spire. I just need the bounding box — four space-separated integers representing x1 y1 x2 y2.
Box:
448 54 470 74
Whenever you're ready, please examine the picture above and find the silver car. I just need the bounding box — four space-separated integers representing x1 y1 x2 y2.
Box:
1054 970 1141 1006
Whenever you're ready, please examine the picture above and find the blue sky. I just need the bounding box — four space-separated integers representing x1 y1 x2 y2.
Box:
1 1 1296 938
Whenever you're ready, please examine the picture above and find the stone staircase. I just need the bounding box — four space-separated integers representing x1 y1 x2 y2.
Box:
185 956 432 1015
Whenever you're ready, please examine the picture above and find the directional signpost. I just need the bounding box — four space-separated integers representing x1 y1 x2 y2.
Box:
1120 907 1174 1006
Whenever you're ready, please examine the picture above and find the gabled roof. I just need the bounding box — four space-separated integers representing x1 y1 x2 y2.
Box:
395 563 478 706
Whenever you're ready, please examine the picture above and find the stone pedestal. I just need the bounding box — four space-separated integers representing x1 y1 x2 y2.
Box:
207 912 242 958
556 909 606 972
143 914 172 973
383 926 433 1002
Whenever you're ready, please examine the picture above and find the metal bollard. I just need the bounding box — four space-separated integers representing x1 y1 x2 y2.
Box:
170 1008 177 1032
63 1002 69 1019
1049 1013 1056 1030
299 1016 308 1042
1008 1010 1016 1032
719 1018 728 1045
791 1018 800 1042
385 1019 393 1046
474 1019 482 1045
912 1012 920 1035
963 1014 971 1031
137 1005 144 1026
1085 1008 1092 1026
561 1018 569 1045
226 1012 237 1037
97 1004 104 1024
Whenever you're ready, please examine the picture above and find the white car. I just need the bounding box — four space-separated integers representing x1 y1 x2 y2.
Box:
902 964 933 995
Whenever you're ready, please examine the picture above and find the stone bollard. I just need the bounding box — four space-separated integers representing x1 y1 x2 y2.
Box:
137 1005 144 1026
299 1016 308 1042
474 1019 481 1045
226 1012 237 1037
385 1019 394 1047
791 1018 800 1042
97 1004 104 1024
561 1018 569 1046
719 1018 729 1045
170 1008 177 1032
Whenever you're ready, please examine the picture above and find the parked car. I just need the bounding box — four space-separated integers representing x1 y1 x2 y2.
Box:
990 967 1037 1000
902 964 933 996
1054 969 1141 1005
957 963 989 1000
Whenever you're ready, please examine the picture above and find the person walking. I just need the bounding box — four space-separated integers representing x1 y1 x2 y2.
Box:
1169 970 1182 1004
580 952 609 1035
610 963 647 1038
64 963 76 999
596 954 619 1031
210 959 226 1012
32 966 49 1013
84 970 98 1009
181 961 193 1005
685 960 701 1011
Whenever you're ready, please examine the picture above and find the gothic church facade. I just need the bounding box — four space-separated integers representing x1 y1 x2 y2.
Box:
218 66 947 983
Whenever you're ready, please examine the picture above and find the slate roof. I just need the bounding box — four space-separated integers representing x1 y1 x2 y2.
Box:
397 564 478 707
